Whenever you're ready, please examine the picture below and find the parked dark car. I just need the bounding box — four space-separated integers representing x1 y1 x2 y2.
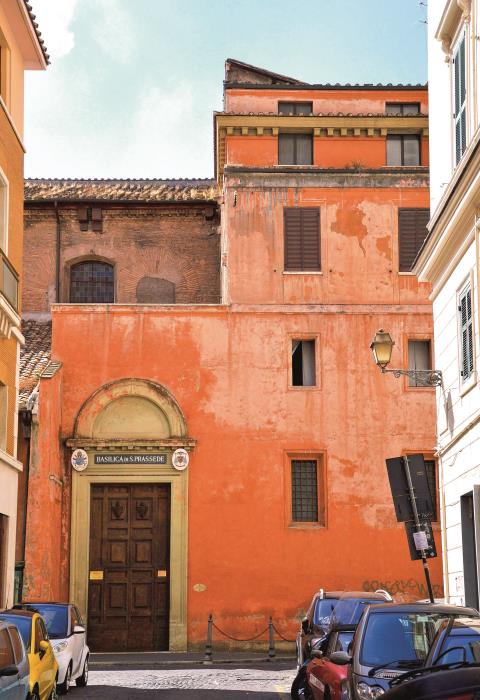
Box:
329 603 480 699
292 592 392 699
382 666 480 699
0 618 30 699
425 616 480 666
296 590 343 668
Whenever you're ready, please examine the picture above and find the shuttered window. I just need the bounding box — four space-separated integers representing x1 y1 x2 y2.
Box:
398 208 430 271
454 34 467 165
385 103 420 115
459 285 474 382
284 208 320 271
278 134 313 165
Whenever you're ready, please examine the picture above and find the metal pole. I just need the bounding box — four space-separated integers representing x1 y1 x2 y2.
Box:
203 614 213 664
268 617 275 661
403 456 435 603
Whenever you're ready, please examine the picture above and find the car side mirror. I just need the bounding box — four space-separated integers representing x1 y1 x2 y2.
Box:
74 624 85 634
329 651 352 665
311 649 323 659
0 664 19 677
301 618 310 634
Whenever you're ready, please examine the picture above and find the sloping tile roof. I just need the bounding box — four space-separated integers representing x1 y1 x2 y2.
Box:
24 178 219 203
24 1 50 64
19 320 51 409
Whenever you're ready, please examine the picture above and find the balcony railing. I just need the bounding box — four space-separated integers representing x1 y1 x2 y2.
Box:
0 249 18 311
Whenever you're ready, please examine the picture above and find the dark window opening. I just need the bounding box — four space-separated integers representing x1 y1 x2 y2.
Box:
278 133 313 165
387 135 420 166
386 103 420 115
278 102 313 115
459 285 474 382
284 207 320 271
292 339 316 387
408 340 431 387
291 460 319 522
398 208 430 271
70 261 114 303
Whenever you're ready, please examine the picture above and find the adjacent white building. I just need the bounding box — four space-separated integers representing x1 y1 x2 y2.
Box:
415 0 480 607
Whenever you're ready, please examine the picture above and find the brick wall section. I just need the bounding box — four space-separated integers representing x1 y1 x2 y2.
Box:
23 203 221 312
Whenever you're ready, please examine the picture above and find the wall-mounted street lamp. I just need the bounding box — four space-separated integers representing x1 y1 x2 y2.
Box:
370 329 443 387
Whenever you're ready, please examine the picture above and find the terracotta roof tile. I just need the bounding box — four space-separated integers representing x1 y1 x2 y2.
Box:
19 320 52 409
24 178 219 203
24 1 50 65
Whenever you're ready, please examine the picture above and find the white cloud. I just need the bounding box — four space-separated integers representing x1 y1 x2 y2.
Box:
29 0 78 59
89 0 136 65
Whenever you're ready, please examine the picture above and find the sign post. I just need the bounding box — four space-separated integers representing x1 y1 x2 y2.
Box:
402 456 435 604
385 454 436 603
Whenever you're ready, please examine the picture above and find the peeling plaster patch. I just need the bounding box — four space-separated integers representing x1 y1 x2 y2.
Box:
193 583 207 592
331 204 368 255
375 236 391 259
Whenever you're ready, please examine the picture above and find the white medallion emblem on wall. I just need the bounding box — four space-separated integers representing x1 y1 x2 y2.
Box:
172 448 189 471
71 448 89 472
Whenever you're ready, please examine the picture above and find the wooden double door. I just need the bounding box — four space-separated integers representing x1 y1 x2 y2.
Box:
87 483 170 651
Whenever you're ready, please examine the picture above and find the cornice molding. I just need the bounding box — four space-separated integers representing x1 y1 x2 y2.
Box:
436 0 471 57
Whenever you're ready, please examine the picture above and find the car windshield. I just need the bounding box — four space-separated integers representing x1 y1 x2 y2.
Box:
360 612 454 668
435 633 480 664
0 615 31 651
30 605 68 639
330 598 384 627
314 598 340 627
336 631 354 652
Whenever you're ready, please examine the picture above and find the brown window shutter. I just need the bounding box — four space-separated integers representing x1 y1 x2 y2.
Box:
398 208 430 271
284 208 320 271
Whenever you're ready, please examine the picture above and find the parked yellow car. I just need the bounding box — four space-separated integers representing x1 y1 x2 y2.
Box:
0 608 58 699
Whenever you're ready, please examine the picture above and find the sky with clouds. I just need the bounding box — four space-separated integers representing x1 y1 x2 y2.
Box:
25 0 428 180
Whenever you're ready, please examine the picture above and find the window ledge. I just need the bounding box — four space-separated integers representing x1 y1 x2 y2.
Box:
398 271 416 276
283 271 323 275
460 372 477 398
288 385 320 391
288 522 326 530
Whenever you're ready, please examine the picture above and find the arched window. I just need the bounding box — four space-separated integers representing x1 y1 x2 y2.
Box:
70 261 114 303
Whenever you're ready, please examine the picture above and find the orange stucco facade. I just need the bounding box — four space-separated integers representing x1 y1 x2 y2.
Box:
20 61 441 650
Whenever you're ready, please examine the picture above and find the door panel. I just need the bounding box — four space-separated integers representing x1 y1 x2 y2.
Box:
87 484 171 651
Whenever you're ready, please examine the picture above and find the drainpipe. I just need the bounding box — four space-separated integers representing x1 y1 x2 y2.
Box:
54 200 61 302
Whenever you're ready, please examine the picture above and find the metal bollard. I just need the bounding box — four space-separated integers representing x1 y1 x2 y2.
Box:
203 613 213 664
268 616 275 661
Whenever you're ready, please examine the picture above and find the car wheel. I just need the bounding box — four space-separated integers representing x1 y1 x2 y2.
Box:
57 664 71 695
291 667 310 700
76 656 89 687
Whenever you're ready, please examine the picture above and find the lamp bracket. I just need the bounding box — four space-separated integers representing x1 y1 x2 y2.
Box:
381 367 443 387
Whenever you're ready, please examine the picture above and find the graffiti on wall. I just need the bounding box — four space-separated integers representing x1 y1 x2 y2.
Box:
363 579 444 600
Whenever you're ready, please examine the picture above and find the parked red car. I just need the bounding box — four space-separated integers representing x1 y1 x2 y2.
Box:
305 624 354 699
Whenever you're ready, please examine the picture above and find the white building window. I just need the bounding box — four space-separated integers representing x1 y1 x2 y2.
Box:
453 32 467 165
459 284 474 383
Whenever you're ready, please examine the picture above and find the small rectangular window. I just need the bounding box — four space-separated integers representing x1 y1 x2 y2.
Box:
291 460 319 522
459 285 474 382
278 133 313 165
278 102 313 115
398 208 430 271
408 340 431 387
292 339 316 386
386 135 420 166
386 103 420 115
284 207 320 271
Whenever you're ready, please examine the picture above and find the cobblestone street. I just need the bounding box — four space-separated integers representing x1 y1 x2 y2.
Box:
71 661 296 698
